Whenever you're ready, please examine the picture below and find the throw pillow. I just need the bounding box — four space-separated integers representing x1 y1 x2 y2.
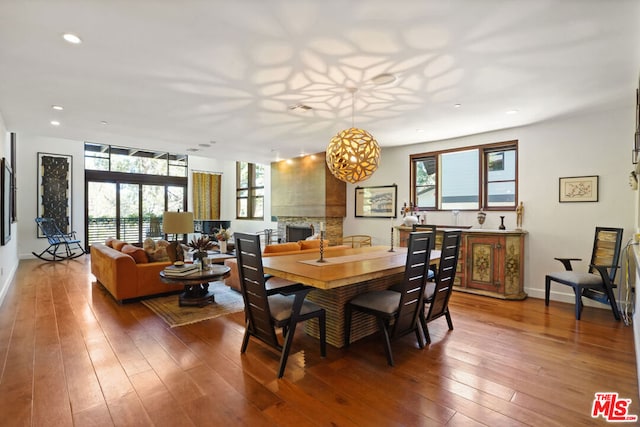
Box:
121 244 149 264
105 237 116 248
147 239 170 262
299 239 329 250
112 239 128 251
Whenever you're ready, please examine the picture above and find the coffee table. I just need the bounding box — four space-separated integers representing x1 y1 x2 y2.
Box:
160 264 231 307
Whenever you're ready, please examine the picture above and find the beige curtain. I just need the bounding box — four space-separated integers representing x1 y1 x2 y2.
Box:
192 172 221 219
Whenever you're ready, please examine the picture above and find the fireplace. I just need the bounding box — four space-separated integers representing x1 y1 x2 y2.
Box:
286 224 314 242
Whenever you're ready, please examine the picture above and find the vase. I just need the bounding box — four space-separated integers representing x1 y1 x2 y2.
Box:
219 240 227 254
499 216 506 230
403 215 419 226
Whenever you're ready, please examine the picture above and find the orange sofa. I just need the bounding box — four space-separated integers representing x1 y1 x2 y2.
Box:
90 240 184 302
224 240 348 291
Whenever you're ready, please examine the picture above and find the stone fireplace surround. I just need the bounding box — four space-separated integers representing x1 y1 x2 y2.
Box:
276 216 343 245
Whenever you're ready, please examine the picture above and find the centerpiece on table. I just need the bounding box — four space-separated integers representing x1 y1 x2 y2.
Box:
215 228 232 253
188 236 215 265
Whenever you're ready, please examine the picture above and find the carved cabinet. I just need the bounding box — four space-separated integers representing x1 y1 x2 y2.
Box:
398 227 527 300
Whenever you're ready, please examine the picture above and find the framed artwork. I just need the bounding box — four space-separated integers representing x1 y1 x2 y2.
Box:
37 152 72 237
355 184 397 218
559 175 599 203
1 158 12 245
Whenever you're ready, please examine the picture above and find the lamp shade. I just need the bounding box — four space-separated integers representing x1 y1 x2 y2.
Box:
326 127 380 184
162 211 194 234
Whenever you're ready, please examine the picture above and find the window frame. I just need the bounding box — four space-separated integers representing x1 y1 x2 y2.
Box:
236 162 264 220
410 140 518 212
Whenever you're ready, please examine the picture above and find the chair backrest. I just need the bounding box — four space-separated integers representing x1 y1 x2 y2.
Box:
412 224 436 250
341 235 372 248
589 227 624 282
392 232 432 339
234 232 280 349
35 217 66 244
425 230 462 322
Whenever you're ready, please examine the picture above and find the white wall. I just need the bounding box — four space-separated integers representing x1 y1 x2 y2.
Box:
16 135 85 259
0 114 19 307
343 106 636 304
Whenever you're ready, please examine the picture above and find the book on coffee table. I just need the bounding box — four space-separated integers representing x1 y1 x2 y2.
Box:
163 264 199 277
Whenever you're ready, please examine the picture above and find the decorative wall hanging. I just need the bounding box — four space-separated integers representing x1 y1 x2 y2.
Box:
37 152 72 237
192 171 221 219
355 184 397 217
559 175 599 203
1 158 12 245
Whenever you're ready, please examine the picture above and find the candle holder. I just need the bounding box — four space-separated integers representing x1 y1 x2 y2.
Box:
317 231 327 262
388 226 395 252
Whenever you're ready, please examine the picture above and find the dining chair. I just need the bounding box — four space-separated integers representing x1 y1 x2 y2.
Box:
344 232 431 366
339 235 372 248
545 226 624 320
420 230 462 343
412 224 437 280
235 232 327 378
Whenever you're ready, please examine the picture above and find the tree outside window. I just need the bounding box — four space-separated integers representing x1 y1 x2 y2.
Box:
236 162 264 219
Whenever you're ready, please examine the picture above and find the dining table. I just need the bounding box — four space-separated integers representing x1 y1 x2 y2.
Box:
262 245 441 348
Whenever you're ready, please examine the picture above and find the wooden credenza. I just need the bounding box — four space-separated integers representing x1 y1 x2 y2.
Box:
398 227 527 300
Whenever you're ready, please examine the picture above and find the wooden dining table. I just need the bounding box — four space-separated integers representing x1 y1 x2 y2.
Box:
262 245 440 348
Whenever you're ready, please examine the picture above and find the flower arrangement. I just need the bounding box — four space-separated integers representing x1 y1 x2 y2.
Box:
215 228 232 241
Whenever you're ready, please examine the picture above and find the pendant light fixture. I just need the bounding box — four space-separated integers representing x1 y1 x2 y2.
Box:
326 88 380 184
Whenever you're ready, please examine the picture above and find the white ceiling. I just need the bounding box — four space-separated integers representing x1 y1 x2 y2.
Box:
0 1 638 164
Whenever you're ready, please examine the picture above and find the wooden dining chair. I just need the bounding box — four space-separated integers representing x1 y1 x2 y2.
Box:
420 230 462 343
344 232 431 366
235 232 327 378
545 227 624 320
412 224 437 280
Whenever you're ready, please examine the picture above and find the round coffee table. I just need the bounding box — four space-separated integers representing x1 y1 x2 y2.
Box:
160 264 231 307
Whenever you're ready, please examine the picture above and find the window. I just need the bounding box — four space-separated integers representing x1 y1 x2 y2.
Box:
411 141 518 211
84 143 188 247
236 162 264 219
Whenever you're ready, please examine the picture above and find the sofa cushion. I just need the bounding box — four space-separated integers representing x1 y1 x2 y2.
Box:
121 244 149 264
112 239 128 251
299 239 329 250
143 238 171 262
105 237 116 248
264 242 301 254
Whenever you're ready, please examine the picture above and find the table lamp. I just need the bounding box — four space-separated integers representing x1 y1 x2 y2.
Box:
162 211 194 262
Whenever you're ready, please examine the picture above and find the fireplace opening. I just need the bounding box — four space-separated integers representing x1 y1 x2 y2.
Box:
286 225 314 242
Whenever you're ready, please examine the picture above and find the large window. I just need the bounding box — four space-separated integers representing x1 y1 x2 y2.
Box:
411 141 518 211
236 162 264 219
85 143 188 247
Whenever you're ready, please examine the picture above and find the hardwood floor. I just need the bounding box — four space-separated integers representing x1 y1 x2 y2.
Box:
0 257 637 426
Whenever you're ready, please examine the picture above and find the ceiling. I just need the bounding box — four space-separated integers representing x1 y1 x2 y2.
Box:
0 1 638 164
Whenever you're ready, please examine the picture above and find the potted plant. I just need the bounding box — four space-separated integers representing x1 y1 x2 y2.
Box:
188 236 215 263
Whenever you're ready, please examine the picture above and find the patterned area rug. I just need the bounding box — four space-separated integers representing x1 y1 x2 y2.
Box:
141 281 244 327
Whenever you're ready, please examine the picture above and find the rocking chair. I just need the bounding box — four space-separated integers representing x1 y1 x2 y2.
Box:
33 217 86 261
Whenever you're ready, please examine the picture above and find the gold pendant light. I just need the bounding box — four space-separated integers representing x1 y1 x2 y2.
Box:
326 88 380 184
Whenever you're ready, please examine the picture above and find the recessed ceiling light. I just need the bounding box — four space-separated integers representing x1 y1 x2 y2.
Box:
453 104 462 108
199 143 211 148
371 73 397 85
100 121 108 125
62 33 82 44
288 104 312 111
50 120 60 126
416 128 425 133
52 105 64 111
506 109 519 115
186 148 199 152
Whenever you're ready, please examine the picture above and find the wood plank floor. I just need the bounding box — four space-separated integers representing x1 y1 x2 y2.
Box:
0 257 637 426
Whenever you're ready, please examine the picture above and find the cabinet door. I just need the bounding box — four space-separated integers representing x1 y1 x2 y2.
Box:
466 235 505 293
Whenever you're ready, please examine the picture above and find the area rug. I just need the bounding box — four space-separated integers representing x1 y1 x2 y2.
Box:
141 281 244 327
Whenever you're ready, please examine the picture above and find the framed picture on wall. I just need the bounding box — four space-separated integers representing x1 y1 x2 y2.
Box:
1 158 12 245
355 184 397 217
559 175 599 203
37 152 72 237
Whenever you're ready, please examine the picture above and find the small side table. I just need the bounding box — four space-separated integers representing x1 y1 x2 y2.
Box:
160 264 231 307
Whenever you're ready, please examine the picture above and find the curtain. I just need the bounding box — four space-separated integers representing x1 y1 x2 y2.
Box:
192 172 221 219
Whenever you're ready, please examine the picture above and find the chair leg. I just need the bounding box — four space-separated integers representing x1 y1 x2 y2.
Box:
414 322 425 349
318 311 327 357
419 306 430 344
445 310 454 330
545 276 551 306
241 320 251 353
377 317 394 366
278 321 299 378
603 286 622 321
344 304 353 347
574 288 583 320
